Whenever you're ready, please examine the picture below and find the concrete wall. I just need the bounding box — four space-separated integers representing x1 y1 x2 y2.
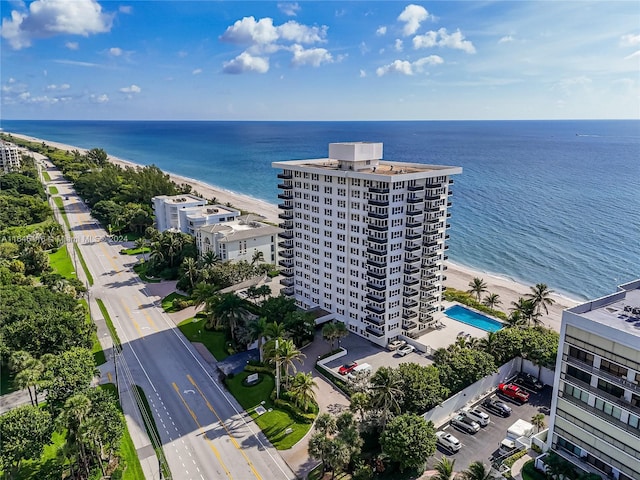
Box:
521 358 556 387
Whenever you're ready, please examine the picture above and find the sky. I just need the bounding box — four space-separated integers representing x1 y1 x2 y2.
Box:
1 1 639 121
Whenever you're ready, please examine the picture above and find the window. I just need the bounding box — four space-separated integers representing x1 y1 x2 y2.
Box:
596 378 624 398
585 454 612 476
599 359 628 378
556 438 581 456
566 365 591 384
594 398 622 419
568 346 594 365
563 383 589 403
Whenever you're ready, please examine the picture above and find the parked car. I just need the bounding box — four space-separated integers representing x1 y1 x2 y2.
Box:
516 373 544 391
436 431 461 452
338 361 358 375
482 398 513 417
387 339 406 351
397 344 415 356
498 383 530 404
450 414 480 434
462 408 490 427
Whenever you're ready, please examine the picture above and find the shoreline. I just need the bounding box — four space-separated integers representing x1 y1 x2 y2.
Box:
9 131 580 332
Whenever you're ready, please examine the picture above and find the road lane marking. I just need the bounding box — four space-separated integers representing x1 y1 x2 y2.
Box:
172 383 233 479
98 241 121 274
138 303 159 331
119 299 144 337
107 372 113 383
187 374 263 480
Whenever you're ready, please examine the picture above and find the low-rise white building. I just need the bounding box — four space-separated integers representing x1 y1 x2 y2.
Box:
152 194 240 234
0 142 21 173
196 214 281 264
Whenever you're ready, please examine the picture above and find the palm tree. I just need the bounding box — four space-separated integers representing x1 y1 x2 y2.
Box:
510 297 541 326
468 277 488 302
432 456 456 480
369 367 403 428
199 250 220 268
289 372 317 412
277 339 306 387
248 317 268 362
59 393 93 479
526 283 556 316
251 250 265 265
213 293 245 341
180 257 199 290
349 392 370 421
482 293 501 310
264 321 286 341
504 310 526 328
315 412 337 436
531 413 546 432
460 461 496 480
191 282 216 310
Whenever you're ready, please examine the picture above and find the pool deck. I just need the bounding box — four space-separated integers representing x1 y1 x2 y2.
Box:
413 301 500 353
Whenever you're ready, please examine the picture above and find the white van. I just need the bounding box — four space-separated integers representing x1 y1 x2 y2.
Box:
347 363 372 380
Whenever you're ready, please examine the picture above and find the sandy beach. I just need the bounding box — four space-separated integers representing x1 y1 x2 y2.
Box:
11 132 580 331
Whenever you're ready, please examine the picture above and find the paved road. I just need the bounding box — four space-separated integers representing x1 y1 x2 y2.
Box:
44 161 296 480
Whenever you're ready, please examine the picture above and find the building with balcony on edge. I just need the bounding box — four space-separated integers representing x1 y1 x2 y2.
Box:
152 194 240 234
196 214 282 264
0 141 21 173
546 279 640 480
272 142 462 347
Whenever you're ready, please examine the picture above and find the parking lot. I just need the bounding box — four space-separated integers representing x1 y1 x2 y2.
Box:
428 385 552 471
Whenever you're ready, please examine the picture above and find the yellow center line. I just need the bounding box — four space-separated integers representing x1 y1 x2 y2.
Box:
119 299 144 338
187 374 263 480
172 383 233 479
107 372 113 383
138 304 159 331
98 241 121 275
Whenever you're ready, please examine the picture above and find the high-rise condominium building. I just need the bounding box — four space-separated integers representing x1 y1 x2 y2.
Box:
0 141 21 173
547 279 640 480
272 142 462 346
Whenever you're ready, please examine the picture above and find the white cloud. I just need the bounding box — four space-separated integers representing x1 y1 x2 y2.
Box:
278 20 327 44
413 28 476 54
376 55 443 76
278 2 300 17
192 68 202 75
119 84 141 94
177 50 188 58
65 41 79 50
90 93 109 103
220 17 279 45
53 59 101 67
376 26 387 36
359 69 367 78
1 0 114 50
498 35 514 44
553 76 593 96
397 4 430 37
290 45 333 67
624 50 640 60
223 52 270 74
119 6 132 15
45 83 70 91
620 33 640 47
109 47 122 57
395 39 403 52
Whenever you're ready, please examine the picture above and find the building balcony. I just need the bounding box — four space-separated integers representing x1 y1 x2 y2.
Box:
448 190 453 196
365 314 385 326
407 196 423 204
369 187 390 194
279 251 294 259
282 286 294 296
405 244 421 253
277 183 293 190
280 278 294 287
366 303 386 315
366 282 386 292
278 259 293 268
278 212 293 220
420 305 438 314
406 232 421 241
279 222 293 230
277 192 293 200
368 236 387 245
406 209 422 216
402 310 418 320
405 255 421 265
367 246 387 256
426 182 444 189
403 321 418 331
368 270 386 280
366 292 385 303
449 179 454 184
367 258 387 268
563 372 640 417
403 299 418 309
368 211 388 220
564 354 640 395
446 223 451 229
404 266 420 275
278 240 292 249
419 314 434 324
366 326 385 338
447 201 452 208
447 212 452 218
277 172 293 180
408 184 424 192
368 198 389 207
404 287 419 298
280 269 295 278
278 203 293 210
403 277 419 287
406 220 422 228
278 231 294 240
368 223 389 232
425 194 442 201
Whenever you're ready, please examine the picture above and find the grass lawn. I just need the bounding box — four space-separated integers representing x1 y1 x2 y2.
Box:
121 246 150 255
48 185 58 194
522 460 547 480
162 292 190 312
178 317 228 361
42 171 51 182
79 298 106 366
48 245 77 278
133 262 161 283
96 298 122 349
74 244 94 285
226 371 313 450
53 197 71 230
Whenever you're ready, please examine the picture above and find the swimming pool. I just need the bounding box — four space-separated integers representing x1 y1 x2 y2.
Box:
444 305 504 332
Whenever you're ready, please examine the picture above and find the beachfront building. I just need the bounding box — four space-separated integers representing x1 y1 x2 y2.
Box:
152 194 240 234
195 214 281 264
0 141 21 173
546 279 640 480
272 142 462 347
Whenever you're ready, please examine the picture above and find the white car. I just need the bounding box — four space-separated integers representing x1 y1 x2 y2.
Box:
436 431 461 452
397 344 415 356
463 408 490 427
387 339 406 351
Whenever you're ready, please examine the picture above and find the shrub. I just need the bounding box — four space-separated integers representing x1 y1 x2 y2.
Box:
244 364 274 375
273 398 316 424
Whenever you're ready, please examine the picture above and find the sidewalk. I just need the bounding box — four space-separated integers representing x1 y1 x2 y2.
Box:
512 451 535 480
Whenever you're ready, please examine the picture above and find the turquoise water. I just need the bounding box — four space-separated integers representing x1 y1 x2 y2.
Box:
445 305 504 332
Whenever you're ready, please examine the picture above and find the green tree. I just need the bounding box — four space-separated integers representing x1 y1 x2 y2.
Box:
526 283 556 316
531 413 546 432
264 321 287 341
248 317 268 362
322 321 348 350
251 250 265 265
432 456 456 480
288 372 318 412
180 257 199 290
482 293 501 310
460 461 496 480
261 294 297 324
211 292 245 341
42 347 97 413
58 393 93 478
433 348 497 393
468 277 488 302
0 405 53 478
397 363 448 414
283 310 314 346
510 297 542 326
369 367 403 428
544 451 577 480
349 392 370 421
380 414 436 472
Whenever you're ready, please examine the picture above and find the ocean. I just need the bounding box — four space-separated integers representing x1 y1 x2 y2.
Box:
1 119 638 301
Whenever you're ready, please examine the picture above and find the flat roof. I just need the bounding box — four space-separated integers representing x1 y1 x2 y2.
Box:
273 158 461 177
567 279 640 338
185 204 238 217
154 194 206 204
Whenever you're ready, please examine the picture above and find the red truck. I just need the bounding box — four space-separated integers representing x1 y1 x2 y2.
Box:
498 383 530 404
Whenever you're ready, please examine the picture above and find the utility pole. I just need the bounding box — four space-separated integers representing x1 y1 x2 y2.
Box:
275 339 281 399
